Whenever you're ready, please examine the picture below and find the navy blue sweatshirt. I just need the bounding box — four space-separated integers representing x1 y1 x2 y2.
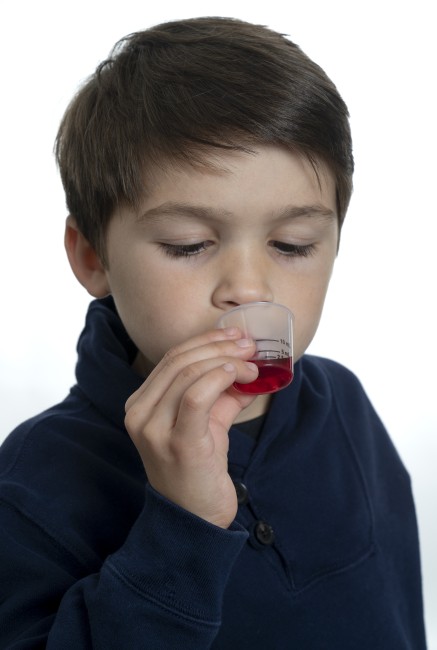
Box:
0 297 427 648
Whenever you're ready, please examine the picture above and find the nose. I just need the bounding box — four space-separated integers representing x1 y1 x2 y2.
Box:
211 246 274 309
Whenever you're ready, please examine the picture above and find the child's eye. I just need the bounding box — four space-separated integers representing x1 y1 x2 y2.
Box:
159 241 212 258
269 241 316 258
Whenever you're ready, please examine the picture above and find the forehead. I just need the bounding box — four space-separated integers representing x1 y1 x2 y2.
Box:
135 145 337 221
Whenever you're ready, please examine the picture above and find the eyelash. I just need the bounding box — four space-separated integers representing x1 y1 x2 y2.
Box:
159 241 315 259
269 241 315 258
159 242 211 258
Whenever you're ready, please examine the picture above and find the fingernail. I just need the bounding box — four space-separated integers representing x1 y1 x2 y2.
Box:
223 362 236 373
222 327 239 336
236 338 253 348
245 362 258 373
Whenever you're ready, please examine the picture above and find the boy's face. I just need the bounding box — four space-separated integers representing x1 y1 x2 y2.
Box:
103 145 338 375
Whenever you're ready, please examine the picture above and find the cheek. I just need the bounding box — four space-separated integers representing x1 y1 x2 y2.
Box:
104 233 211 363
293 310 323 361
114 281 209 366
286 275 333 361
116 291 184 362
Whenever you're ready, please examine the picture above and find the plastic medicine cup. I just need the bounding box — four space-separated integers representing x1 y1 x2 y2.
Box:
217 301 294 395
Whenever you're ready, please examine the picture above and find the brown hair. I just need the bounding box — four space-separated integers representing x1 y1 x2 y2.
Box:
55 16 354 260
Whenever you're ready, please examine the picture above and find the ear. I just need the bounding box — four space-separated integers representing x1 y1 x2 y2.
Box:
64 216 111 298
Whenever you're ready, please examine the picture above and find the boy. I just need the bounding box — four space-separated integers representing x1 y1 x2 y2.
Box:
0 16 427 648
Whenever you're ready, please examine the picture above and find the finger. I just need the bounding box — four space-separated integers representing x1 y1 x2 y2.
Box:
125 332 256 411
126 354 258 438
173 363 238 442
171 362 256 448
125 328 241 410
161 358 258 432
162 369 260 454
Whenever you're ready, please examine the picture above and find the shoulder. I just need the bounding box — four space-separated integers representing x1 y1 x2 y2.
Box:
1 390 105 478
1 396 80 474
300 353 379 428
300 355 410 485
0 391 144 566
299 354 368 405
301 353 363 382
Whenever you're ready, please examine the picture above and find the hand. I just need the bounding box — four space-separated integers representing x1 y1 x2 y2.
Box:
124 328 258 528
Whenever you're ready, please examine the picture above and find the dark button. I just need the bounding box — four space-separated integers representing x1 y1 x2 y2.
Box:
254 520 275 546
233 481 249 505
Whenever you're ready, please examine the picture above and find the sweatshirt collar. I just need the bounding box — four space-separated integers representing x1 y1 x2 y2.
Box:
75 297 143 430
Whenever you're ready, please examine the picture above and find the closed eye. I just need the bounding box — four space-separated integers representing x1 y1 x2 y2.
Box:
158 241 212 258
269 241 316 258
159 240 315 259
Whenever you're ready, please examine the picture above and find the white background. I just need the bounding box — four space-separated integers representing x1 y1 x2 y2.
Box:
0 0 435 645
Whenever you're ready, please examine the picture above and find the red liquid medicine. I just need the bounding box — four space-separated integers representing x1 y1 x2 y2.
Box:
234 357 293 395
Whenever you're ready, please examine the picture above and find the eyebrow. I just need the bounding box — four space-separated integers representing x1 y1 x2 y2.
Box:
137 201 336 224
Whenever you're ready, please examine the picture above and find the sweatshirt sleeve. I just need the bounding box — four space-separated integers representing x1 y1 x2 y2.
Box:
0 483 248 649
